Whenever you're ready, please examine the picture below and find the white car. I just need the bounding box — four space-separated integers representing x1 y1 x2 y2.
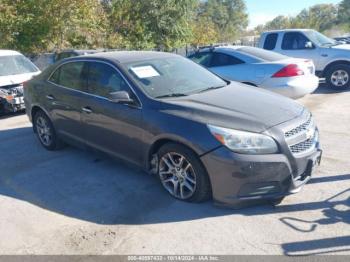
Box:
0 50 41 114
259 29 350 90
188 45 319 99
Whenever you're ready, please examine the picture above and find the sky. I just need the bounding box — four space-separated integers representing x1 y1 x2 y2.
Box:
246 0 342 29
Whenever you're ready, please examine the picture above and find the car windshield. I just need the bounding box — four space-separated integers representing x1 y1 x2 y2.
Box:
237 46 288 62
304 30 337 47
0 55 39 76
124 56 227 99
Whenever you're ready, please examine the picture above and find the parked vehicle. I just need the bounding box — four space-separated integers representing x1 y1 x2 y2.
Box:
54 49 103 62
0 50 41 114
30 53 55 70
188 45 319 99
24 51 322 207
333 37 350 44
259 29 350 90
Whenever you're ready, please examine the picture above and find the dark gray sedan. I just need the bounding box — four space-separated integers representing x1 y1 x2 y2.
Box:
24 51 322 207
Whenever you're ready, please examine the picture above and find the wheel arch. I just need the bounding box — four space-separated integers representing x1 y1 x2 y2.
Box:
146 136 204 171
30 105 53 132
323 60 350 77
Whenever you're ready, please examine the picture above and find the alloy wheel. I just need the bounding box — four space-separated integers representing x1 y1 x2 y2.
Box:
159 152 197 200
36 116 53 146
331 69 349 87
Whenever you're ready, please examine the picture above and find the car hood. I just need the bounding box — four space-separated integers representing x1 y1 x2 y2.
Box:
0 72 40 88
161 83 305 133
331 44 350 50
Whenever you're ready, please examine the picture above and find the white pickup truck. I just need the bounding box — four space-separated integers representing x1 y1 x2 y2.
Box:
259 29 350 90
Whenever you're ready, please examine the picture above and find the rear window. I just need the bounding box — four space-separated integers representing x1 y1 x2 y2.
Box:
263 33 278 50
237 46 288 62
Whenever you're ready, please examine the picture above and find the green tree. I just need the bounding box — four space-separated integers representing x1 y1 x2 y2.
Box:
0 0 112 53
190 16 219 47
292 4 338 32
338 0 350 26
264 16 291 30
109 0 197 50
200 0 248 42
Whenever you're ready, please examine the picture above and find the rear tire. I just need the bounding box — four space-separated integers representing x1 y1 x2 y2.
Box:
325 64 350 90
157 143 212 203
33 110 64 151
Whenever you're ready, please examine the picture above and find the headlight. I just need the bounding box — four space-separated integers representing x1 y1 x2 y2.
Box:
208 125 278 154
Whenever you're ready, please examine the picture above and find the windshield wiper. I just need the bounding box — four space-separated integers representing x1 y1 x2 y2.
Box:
197 85 226 94
155 93 188 99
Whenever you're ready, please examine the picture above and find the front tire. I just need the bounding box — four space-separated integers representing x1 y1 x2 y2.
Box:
325 64 350 90
33 110 63 151
157 143 212 203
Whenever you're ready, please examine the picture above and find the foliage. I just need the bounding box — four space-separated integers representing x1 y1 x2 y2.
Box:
199 0 248 42
292 4 338 32
254 1 348 36
0 0 112 53
338 0 350 30
190 16 219 47
108 0 198 50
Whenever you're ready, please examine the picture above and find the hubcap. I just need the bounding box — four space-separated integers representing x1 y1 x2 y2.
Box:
159 152 196 200
36 116 52 146
331 70 349 87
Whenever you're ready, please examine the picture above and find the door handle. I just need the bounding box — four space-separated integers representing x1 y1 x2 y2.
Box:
46 94 55 100
321 54 328 57
82 106 93 114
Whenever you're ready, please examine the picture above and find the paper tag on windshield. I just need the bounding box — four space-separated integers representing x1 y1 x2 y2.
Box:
131 66 160 78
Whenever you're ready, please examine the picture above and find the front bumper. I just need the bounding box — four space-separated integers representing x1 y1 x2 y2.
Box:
201 145 322 208
0 96 25 113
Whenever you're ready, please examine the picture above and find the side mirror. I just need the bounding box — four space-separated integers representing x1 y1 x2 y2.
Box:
109 91 134 104
305 41 314 49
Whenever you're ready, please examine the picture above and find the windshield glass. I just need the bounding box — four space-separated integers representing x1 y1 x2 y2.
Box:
124 56 227 98
237 46 288 62
0 55 39 76
304 30 337 47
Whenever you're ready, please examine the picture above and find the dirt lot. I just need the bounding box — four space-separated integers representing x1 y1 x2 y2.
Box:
0 85 349 255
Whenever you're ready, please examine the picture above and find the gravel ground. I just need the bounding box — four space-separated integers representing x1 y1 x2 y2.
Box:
0 85 349 255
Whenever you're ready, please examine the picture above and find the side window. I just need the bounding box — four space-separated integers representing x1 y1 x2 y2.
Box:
263 33 278 50
282 32 310 50
188 52 213 67
210 52 244 67
49 67 61 84
49 62 86 91
87 62 129 98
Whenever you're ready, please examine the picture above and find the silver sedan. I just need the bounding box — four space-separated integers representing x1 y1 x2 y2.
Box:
188 45 319 99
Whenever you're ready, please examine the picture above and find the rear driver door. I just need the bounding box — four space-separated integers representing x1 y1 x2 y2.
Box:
46 61 87 143
80 61 143 165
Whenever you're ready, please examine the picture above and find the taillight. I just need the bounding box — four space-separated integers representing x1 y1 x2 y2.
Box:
272 64 304 78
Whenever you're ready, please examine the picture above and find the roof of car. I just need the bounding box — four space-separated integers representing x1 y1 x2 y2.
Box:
58 49 102 55
74 51 178 64
0 50 22 57
264 29 313 34
196 45 252 53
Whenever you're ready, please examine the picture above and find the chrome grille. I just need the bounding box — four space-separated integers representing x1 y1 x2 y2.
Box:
290 131 318 154
284 113 318 155
285 114 312 138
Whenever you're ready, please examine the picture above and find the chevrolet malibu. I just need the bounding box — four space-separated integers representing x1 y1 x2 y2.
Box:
24 51 322 207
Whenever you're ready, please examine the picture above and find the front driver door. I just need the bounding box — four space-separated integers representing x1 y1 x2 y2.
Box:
279 32 320 67
80 61 143 165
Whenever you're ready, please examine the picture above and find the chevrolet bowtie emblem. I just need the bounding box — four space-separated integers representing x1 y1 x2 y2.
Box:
306 128 315 140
